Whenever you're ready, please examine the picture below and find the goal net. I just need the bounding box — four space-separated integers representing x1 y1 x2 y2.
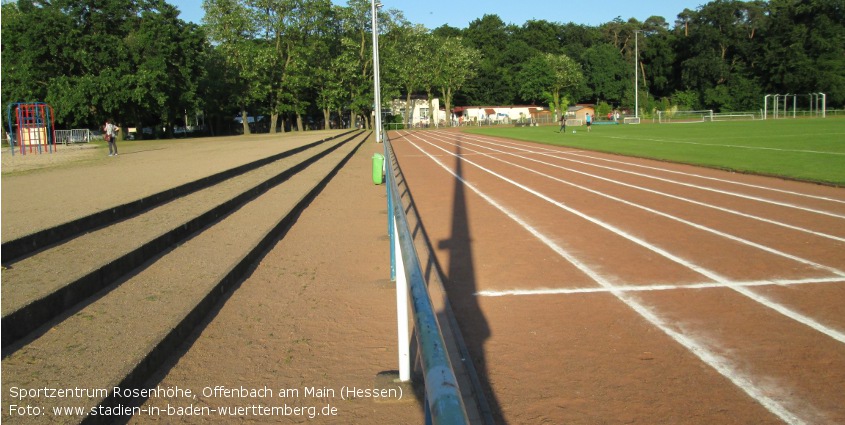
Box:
657 110 714 124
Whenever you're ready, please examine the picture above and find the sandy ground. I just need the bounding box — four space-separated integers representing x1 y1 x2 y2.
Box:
1 134 425 424
2 133 343 241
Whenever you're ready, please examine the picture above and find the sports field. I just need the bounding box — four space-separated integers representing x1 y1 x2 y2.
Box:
389 125 845 423
466 118 845 186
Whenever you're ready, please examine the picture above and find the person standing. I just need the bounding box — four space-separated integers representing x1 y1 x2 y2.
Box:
104 119 119 156
585 113 592 132
557 114 566 133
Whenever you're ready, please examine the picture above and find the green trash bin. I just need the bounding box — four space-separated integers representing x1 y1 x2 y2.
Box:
372 153 385 185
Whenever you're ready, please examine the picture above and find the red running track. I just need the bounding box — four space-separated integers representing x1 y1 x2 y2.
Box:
390 129 845 425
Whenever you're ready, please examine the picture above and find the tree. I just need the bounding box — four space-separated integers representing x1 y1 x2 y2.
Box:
462 14 519 104
389 24 429 127
516 55 553 104
2 0 206 133
433 37 481 126
123 0 208 136
333 0 376 130
518 53 583 120
313 5 346 130
203 0 259 134
581 43 628 105
674 0 769 111
763 0 845 105
547 54 585 119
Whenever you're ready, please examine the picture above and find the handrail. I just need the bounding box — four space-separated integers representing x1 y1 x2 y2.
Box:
383 132 470 425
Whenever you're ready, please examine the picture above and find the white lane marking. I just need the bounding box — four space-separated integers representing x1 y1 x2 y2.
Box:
407 131 845 345
454 131 845 216
605 135 845 156
436 133 845 244
397 131 810 425
460 131 845 205
476 276 845 297
424 131 845 277
569 150 845 205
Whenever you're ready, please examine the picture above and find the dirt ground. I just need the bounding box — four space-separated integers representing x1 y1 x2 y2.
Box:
10 126 843 424
1 134 425 423
131 136 426 424
2 133 345 241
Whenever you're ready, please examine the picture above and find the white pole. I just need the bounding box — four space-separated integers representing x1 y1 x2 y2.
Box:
820 92 826 118
634 30 640 119
393 221 411 382
371 0 383 143
782 94 788 119
764 94 770 120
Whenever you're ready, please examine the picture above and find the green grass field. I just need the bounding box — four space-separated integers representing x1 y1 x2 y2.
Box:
465 118 845 186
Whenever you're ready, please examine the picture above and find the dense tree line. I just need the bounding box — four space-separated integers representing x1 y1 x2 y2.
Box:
2 0 842 136
2 0 207 136
451 0 844 116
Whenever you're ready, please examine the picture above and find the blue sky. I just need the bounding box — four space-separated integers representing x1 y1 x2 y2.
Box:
171 0 710 29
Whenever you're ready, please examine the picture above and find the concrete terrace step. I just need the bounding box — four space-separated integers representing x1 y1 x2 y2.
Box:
1 131 363 348
1 130 358 261
1 133 367 424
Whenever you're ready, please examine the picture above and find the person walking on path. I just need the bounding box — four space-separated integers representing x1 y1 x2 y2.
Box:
104 119 119 156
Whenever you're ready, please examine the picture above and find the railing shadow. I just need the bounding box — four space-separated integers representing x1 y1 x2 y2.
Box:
437 141 502 424
387 132 500 424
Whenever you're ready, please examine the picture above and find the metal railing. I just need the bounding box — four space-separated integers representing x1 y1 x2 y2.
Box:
54 129 91 145
383 132 470 425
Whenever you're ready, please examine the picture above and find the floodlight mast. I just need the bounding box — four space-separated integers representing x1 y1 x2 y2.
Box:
371 0 383 143
634 30 642 119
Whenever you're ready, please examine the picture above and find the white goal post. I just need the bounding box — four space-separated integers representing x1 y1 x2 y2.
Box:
764 93 826 119
657 110 714 123
565 119 583 126
711 112 758 121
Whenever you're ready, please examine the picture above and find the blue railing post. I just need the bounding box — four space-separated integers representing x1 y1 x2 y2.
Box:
386 140 396 281
384 133 470 425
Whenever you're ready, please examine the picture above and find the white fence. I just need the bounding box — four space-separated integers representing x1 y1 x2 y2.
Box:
54 129 91 145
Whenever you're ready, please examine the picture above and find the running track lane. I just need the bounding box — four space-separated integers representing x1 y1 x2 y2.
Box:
390 129 845 425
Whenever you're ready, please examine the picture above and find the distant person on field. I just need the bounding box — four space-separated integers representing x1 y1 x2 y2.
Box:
586 113 592 132
557 114 566 133
104 119 119 156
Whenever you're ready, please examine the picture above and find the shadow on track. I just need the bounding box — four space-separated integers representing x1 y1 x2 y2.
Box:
436 140 502 424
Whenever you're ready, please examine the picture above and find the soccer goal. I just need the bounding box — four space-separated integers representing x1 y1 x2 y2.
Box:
711 112 758 121
565 118 583 126
657 110 714 124
764 93 826 119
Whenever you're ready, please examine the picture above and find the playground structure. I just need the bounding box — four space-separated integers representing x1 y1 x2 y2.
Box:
6 102 57 155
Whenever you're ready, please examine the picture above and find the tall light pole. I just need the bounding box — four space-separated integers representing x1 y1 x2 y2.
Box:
634 30 641 120
371 0 383 143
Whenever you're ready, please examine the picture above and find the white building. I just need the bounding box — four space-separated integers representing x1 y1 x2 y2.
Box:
454 105 547 125
390 97 549 127
390 97 446 127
